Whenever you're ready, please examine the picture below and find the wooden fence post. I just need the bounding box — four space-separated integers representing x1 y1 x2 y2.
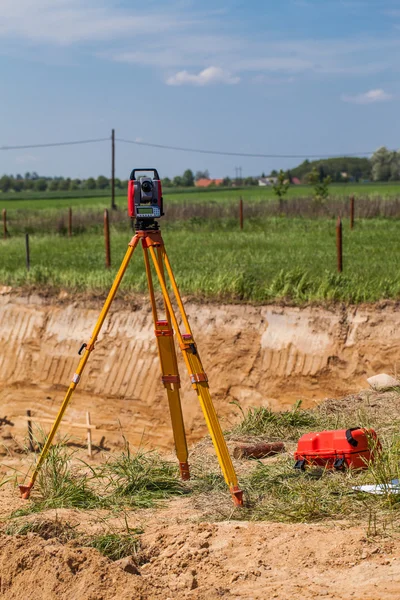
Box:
2 209 7 239
239 196 244 230
86 411 92 457
68 207 72 237
27 409 34 452
336 216 343 273
104 209 111 268
25 233 30 272
111 128 116 211
350 195 355 230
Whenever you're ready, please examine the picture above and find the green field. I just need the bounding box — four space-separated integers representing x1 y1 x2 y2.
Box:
1 182 400 212
1 217 400 304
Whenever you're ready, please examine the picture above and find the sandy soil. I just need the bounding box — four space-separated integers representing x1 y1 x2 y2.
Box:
1 291 400 451
2 292 400 598
1 484 400 600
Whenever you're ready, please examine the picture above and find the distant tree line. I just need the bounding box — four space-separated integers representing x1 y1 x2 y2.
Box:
0 172 126 193
1 148 399 193
281 148 400 183
0 169 259 193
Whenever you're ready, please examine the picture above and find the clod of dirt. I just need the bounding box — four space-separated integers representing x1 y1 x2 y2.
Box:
114 556 141 575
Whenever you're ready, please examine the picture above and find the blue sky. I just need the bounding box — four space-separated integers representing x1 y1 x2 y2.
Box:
0 0 399 179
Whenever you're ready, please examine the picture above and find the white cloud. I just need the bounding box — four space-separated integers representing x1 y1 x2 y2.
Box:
341 88 393 104
166 66 240 86
0 0 399 87
0 0 185 45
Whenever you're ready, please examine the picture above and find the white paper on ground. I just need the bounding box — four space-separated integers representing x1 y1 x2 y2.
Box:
353 479 400 495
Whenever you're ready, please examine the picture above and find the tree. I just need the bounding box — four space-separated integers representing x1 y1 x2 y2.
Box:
222 177 232 186
195 170 210 181
34 178 47 192
181 169 195 187
114 178 122 189
58 178 71 191
48 180 59 191
162 177 172 187
70 179 81 191
97 175 109 189
0 175 12 192
172 175 183 187
12 178 24 192
371 147 398 182
85 177 96 190
308 167 332 205
272 170 290 211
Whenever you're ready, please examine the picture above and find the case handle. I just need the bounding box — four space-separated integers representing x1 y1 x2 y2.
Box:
345 428 360 447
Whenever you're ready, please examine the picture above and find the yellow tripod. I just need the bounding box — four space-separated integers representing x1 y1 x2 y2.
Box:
19 228 243 506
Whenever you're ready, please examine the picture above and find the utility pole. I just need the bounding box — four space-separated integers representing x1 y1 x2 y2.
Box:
111 129 116 211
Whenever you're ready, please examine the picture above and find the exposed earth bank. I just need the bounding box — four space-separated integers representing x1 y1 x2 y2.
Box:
1 290 399 449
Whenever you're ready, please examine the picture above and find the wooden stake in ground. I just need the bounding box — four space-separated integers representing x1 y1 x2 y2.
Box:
336 216 343 273
68 207 72 237
239 196 244 230
25 233 30 272
2 209 7 239
26 409 34 452
111 128 116 211
350 195 355 230
86 411 92 457
104 209 111 268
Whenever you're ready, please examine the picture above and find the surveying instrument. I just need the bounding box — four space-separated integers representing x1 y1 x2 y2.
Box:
19 168 243 506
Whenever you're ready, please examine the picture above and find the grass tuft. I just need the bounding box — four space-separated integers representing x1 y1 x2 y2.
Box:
231 400 318 440
99 444 185 508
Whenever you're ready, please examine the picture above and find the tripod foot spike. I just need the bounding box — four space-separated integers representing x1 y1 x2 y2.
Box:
19 482 33 500
179 461 190 481
230 486 243 507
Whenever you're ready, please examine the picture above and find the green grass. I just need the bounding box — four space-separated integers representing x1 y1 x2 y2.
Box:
231 400 319 440
14 443 185 517
98 445 186 508
1 182 400 212
2 217 400 304
194 392 400 533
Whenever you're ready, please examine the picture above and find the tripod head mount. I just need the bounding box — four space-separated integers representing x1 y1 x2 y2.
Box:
128 168 164 230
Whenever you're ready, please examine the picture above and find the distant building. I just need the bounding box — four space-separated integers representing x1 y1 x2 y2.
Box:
291 177 301 185
195 178 224 187
258 177 278 186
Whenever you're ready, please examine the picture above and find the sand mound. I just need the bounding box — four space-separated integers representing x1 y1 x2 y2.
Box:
0 534 149 600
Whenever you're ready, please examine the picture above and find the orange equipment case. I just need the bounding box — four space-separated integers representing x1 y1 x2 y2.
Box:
294 427 380 471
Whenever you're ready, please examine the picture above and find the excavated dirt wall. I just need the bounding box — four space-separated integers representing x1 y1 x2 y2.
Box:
0 291 399 449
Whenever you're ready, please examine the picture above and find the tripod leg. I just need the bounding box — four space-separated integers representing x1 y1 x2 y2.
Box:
148 245 243 506
142 245 189 480
19 235 140 499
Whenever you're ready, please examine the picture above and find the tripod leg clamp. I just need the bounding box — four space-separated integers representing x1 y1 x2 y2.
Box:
190 373 208 384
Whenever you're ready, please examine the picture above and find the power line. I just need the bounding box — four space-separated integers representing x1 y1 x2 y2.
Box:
117 137 376 159
0 134 383 159
0 138 109 151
